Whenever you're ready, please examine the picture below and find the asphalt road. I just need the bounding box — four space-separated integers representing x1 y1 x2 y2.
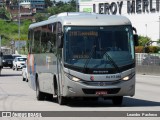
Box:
0 68 160 120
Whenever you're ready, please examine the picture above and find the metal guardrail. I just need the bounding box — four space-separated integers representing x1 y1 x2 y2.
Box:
136 53 160 75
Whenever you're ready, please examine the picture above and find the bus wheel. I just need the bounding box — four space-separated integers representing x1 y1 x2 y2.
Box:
16 66 18 71
112 96 123 106
58 95 66 105
36 79 45 101
57 85 66 105
22 77 25 81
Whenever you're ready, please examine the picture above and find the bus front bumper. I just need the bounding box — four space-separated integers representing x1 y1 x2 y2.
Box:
63 76 135 97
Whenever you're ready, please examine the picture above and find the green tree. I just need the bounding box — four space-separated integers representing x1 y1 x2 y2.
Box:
0 7 11 20
56 1 64 7
0 8 6 15
0 19 31 46
47 0 76 15
12 0 18 5
45 0 53 8
34 13 47 22
69 0 76 7
138 35 151 46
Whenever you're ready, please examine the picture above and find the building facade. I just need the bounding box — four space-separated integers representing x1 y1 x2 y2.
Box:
78 0 160 45
20 0 45 9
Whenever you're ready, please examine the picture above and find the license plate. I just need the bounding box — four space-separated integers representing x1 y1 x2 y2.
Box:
8 62 11 64
96 91 107 95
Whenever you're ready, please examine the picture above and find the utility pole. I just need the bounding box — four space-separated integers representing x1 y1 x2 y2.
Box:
76 0 79 12
0 36 1 51
0 36 2 75
159 16 160 41
18 0 21 54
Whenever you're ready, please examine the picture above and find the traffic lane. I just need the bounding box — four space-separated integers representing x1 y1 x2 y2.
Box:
0 68 35 111
137 74 160 86
0 68 160 111
0 67 22 76
135 74 160 102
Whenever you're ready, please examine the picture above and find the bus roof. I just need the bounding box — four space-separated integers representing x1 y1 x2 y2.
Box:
29 12 132 30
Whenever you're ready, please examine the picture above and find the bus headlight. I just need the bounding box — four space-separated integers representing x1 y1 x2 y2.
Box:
122 73 135 81
65 73 80 82
122 76 130 81
72 77 80 82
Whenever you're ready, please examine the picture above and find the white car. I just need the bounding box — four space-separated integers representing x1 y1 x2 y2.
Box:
22 64 28 82
13 57 27 71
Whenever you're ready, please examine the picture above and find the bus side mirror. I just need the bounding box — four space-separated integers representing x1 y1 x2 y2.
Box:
134 34 139 46
132 27 138 46
57 33 63 48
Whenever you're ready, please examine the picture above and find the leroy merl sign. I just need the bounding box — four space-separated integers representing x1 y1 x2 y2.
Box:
79 0 160 15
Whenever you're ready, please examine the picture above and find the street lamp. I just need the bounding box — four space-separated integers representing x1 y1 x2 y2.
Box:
145 24 147 37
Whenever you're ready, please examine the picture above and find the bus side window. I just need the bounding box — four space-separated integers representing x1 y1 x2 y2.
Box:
41 24 55 53
33 30 41 53
28 30 33 54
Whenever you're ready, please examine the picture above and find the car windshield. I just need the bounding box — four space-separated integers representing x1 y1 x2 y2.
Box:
3 55 13 59
18 58 26 61
13 55 21 59
64 26 135 72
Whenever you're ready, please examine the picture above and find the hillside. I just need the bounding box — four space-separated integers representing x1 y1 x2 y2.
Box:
0 20 31 46
0 0 76 46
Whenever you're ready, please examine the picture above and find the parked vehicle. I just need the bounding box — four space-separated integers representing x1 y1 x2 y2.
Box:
2 55 13 68
22 64 28 82
13 57 27 70
12 54 21 60
142 55 160 65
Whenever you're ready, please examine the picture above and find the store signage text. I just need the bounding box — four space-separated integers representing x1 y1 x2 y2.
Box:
93 0 160 14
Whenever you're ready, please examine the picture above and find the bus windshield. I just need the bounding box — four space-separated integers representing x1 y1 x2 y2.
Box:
64 26 134 72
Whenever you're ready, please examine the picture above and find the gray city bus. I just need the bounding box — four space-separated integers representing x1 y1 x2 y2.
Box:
27 12 138 105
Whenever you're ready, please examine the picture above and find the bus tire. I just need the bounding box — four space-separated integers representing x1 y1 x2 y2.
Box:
58 95 66 105
22 77 25 81
56 84 66 105
16 66 18 71
36 78 45 101
112 96 123 106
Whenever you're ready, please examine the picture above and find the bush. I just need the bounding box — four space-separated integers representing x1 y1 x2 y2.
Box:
145 46 160 53
135 46 160 53
135 46 144 53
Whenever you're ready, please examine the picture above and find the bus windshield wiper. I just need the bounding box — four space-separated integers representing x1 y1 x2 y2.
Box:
82 45 96 72
103 51 121 73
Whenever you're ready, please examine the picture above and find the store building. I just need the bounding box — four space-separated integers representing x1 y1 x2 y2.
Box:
78 0 160 45
20 0 45 10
